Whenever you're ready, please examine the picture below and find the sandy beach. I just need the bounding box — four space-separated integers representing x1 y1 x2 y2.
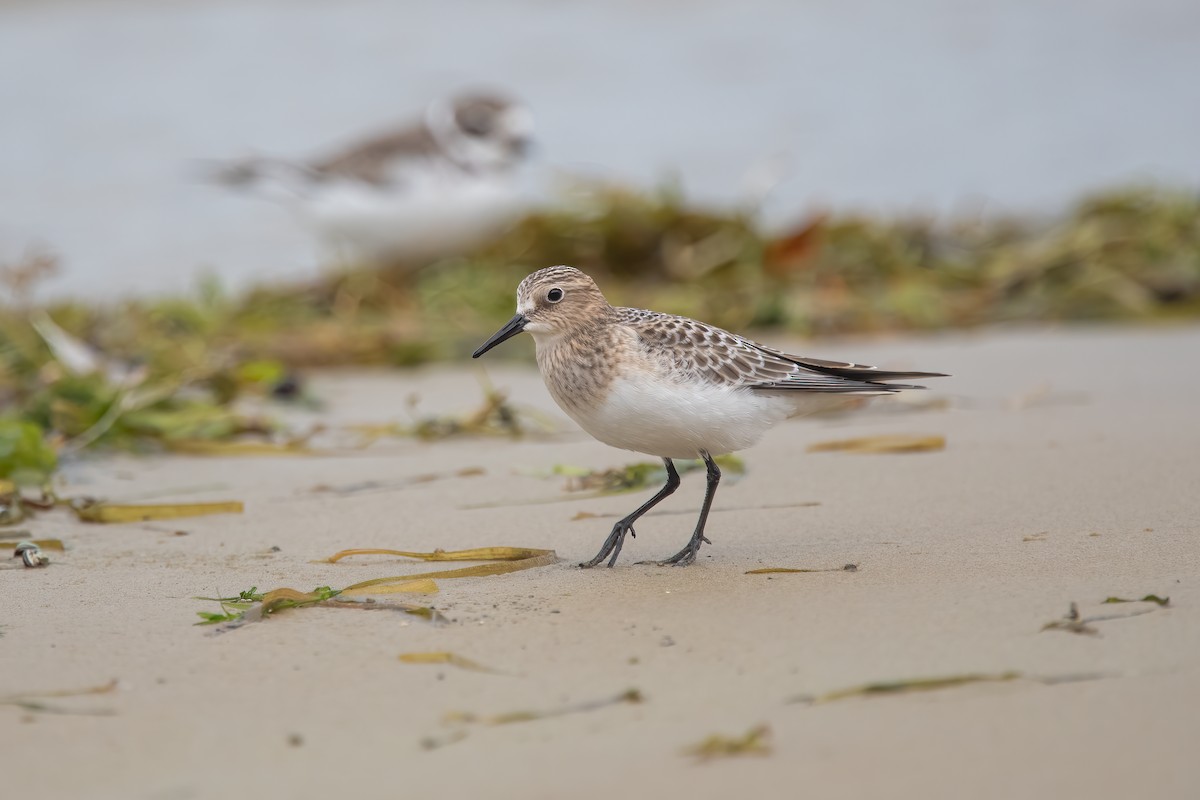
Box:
3 324 1199 799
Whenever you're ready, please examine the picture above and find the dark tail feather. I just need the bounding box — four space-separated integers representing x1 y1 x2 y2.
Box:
189 156 316 189
788 356 949 384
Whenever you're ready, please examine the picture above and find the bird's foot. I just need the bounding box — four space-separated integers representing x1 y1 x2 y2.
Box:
579 520 636 568
654 534 711 567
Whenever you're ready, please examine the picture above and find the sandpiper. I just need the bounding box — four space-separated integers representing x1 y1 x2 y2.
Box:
212 91 534 264
473 266 947 567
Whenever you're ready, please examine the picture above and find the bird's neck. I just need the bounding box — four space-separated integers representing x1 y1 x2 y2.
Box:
534 325 623 413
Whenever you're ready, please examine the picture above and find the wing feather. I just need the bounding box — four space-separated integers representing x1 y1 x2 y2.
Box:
618 308 946 394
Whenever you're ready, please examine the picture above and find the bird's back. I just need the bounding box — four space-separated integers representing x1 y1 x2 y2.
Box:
614 307 944 395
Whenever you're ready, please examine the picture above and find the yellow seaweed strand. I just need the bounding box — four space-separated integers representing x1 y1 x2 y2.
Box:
398 652 493 672
340 550 558 592
341 578 439 596
322 546 548 563
73 501 244 523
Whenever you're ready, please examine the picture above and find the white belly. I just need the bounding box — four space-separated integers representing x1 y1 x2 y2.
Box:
558 375 801 460
295 174 522 260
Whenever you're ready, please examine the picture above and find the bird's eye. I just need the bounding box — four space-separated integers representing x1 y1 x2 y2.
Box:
547 288 564 303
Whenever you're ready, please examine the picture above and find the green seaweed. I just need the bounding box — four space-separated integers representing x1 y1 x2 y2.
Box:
0 419 58 486
4 183 1198 485
1103 594 1170 606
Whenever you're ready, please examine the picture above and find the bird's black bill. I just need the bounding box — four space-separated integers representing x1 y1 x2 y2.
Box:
472 314 528 358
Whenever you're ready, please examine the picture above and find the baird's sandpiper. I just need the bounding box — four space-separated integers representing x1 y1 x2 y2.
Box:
473 266 946 567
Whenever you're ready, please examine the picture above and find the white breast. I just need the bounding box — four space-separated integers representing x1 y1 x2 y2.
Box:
296 171 522 260
557 374 799 460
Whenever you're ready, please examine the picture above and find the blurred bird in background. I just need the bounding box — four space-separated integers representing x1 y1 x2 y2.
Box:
210 91 535 268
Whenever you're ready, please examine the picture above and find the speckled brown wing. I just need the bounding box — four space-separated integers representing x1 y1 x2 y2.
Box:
618 308 935 393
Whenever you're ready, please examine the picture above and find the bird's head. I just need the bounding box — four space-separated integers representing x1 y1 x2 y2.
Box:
430 92 535 171
472 266 609 356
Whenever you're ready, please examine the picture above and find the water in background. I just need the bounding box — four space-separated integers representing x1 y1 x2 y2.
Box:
2 0 1198 300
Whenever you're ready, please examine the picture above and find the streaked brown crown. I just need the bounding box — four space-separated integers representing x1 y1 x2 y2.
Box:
517 266 613 336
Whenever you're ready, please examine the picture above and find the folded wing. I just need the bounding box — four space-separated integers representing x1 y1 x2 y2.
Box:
623 309 947 394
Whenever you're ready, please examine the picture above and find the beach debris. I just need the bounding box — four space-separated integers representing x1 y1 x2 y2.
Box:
0 287 310 481
317 546 558 586
195 580 439 626
457 466 487 478
1103 594 1170 607
791 671 1108 705
0 484 51 527
194 586 262 625
0 678 118 716
0 482 53 526
0 479 244 526
746 564 858 575
32 311 144 386
420 730 470 751
1041 598 1165 637
348 381 555 445
164 438 312 456
70 499 244 524
195 547 553 628
793 672 1023 704
342 578 439 597
398 652 497 673
0 537 64 552
259 586 344 615
308 479 403 496
445 688 642 726
195 606 248 626
12 540 48 568
683 725 772 762
529 455 745 495
1041 603 1099 636
807 434 946 454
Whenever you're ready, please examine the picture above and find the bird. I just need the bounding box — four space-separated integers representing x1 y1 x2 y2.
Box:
472 265 947 567
211 91 535 265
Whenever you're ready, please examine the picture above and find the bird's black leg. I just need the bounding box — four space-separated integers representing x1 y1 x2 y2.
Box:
657 451 720 566
580 459 681 568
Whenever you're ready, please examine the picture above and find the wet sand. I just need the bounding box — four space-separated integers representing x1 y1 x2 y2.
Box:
4 325 1199 799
